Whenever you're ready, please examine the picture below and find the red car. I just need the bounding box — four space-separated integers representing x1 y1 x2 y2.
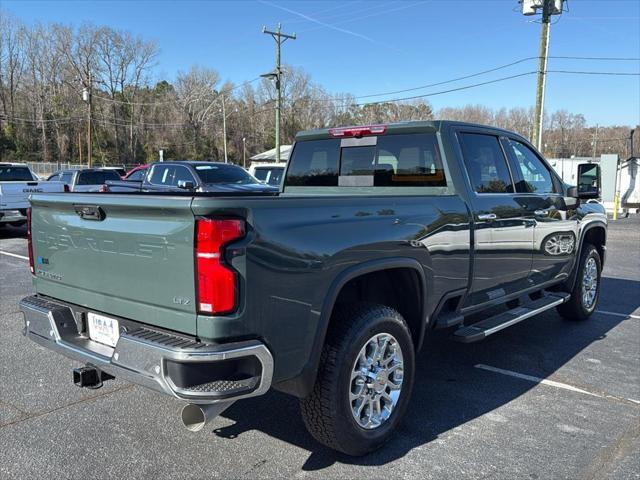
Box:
123 164 149 181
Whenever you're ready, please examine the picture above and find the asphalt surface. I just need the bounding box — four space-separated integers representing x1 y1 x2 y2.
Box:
1 217 639 479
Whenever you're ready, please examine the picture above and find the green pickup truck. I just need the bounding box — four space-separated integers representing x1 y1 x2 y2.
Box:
20 121 607 455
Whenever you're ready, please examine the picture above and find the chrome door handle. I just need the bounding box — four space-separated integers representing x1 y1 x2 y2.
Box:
534 209 549 217
478 213 497 221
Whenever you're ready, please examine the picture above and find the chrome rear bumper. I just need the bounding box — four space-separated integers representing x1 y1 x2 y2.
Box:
19 295 273 404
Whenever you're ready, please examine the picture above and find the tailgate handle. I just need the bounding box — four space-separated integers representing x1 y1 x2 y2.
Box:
74 204 105 221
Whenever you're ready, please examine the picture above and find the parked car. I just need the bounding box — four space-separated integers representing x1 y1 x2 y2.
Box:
0 163 64 227
248 162 286 186
123 164 150 181
20 121 606 456
47 168 122 192
105 161 279 193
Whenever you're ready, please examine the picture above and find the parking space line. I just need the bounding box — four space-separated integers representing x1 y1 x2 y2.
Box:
475 364 640 406
595 309 640 320
0 250 28 261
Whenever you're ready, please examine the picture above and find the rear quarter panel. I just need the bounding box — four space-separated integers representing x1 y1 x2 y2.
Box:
192 194 471 383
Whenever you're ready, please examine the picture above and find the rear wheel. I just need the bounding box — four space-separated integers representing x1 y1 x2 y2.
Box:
557 243 601 321
300 303 415 456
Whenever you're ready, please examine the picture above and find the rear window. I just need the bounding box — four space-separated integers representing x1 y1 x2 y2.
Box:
195 164 259 185
285 133 446 188
0 166 34 182
76 170 121 185
253 167 284 185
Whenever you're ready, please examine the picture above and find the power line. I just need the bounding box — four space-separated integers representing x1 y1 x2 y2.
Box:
89 105 276 129
2 115 83 124
345 57 538 101
312 55 640 103
547 69 640 76
4 69 637 127
351 69 639 107
91 77 261 106
550 55 640 61
353 72 537 106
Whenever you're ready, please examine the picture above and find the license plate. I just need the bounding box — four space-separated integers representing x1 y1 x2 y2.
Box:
87 312 120 347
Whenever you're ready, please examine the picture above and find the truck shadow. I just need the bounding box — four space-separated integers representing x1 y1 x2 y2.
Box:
0 225 27 239
214 276 638 470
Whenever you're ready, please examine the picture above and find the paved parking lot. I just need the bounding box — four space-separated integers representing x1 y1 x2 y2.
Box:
1 217 638 479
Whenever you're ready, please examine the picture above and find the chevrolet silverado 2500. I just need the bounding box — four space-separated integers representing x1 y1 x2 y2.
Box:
20 121 606 455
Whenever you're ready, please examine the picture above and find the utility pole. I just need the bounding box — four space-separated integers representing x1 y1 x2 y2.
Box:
262 24 296 163
531 0 552 151
82 73 93 167
221 94 228 163
242 137 246 168
522 1 563 150
78 131 83 165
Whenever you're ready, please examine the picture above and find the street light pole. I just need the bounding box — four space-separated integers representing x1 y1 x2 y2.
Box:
263 24 296 162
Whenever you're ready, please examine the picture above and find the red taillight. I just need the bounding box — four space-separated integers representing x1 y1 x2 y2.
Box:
26 208 34 274
328 124 387 138
195 218 244 315
63 184 70 193
99 184 109 193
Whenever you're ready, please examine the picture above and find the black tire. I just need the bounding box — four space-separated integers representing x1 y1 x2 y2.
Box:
557 243 602 321
299 303 415 456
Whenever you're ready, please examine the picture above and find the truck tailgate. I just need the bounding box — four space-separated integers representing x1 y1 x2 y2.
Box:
1 182 63 209
30 193 198 335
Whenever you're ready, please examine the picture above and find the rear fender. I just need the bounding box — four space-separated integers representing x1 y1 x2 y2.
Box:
274 257 427 398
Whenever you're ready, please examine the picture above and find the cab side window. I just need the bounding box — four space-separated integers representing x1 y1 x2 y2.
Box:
508 140 556 194
173 166 196 185
148 165 175 185
460 133 514 193
60 172 73 184
127 169 146 181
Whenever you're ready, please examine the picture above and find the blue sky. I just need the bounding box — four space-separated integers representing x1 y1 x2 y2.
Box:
4 0 640 126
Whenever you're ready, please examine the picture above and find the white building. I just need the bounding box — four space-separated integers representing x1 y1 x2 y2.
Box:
548 154 639 215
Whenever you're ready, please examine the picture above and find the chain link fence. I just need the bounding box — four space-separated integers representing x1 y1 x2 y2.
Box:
26 162 139 178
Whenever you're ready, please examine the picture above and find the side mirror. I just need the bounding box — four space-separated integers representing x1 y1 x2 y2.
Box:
177 180 195 190
570 163 600 199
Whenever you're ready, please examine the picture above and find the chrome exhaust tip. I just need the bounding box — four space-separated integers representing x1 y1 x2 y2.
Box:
180 401 234 432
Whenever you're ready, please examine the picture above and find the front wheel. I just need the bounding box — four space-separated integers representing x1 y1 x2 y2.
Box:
300 303 415 456
557 243 602 321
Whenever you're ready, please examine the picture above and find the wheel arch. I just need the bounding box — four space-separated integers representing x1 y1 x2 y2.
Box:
274 257 427 398
567 222 607 291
